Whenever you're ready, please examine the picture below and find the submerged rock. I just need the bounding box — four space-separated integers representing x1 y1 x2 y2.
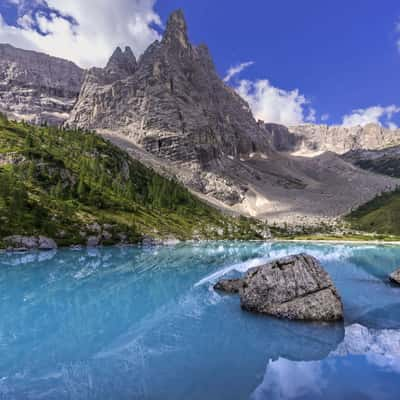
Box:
389 269 400 285
214 278 243 294
240 254 343 321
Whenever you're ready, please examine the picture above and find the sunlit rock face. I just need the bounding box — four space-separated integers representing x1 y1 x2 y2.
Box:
284 123 400 154
67 10 271 168
0 44 84 125
64 10 400 220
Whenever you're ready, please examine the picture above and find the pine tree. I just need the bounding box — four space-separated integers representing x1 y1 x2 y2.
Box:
77 173 86 200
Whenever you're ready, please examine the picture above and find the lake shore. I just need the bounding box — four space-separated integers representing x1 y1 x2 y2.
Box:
276 238 400 246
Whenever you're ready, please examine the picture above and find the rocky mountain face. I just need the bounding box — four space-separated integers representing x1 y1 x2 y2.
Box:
267 122 400 154
67 10 270 169
65 10 399 223
0 43 84 125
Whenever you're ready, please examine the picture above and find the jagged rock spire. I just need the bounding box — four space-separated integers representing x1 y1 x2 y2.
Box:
106 46 123 68
106 46 137 75
162 9 189 49
123 46 136 64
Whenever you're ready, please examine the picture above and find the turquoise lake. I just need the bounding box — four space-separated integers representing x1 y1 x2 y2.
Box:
1 241 400 399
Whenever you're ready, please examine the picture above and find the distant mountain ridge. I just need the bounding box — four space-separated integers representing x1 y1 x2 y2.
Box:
266 122 400 154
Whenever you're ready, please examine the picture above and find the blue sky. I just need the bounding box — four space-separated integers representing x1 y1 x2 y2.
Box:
0 0 399 127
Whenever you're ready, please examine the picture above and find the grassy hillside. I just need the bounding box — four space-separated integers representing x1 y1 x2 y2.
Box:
346 189 400 236
343 148 400 236
0 115 267 246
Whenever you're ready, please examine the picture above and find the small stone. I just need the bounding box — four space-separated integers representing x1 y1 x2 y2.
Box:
142 235 158 246
87 222 101 233
102 231 112 241
117 233 127 242
87 236 100 247
162 236 180 246
38 236 57 250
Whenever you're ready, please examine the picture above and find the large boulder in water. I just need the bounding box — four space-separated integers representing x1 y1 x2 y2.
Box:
240 254 343 321
389 268 400 285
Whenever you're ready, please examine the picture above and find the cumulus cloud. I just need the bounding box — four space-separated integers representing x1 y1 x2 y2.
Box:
223 61 254 83
235 79 314 125
342 105 400 129
0 0 162 68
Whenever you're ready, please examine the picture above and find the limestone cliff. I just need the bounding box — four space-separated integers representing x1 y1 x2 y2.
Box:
261 122 400 154
287 123 400 154
0 44 84 125
67 10 270 169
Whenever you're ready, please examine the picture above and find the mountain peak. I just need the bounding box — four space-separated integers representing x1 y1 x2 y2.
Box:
162 9 189 48
124 46 135 60
106 46 136 75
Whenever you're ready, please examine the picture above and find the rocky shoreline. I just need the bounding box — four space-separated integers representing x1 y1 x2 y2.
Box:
4 235 400 253
0 234 183 252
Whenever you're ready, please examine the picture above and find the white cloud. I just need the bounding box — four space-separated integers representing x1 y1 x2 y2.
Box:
342 105 400 129
223 61 254 82
306 107 316 123
396 18 400 52
321 113 330 122
235 79 313 125
0 0 162 68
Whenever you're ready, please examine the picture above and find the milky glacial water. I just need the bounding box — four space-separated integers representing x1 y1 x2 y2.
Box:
1 242 400 399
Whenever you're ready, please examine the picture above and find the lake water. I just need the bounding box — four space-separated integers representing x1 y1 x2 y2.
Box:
1 242 400 399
